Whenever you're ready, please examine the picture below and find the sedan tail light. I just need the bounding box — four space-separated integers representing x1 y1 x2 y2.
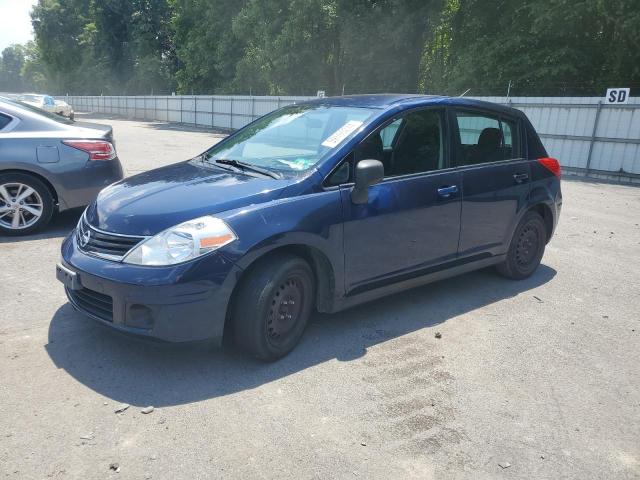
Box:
538 157 561 177
63 140 116 161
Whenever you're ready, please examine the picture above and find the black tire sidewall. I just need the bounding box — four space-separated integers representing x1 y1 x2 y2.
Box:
0 173 54 236
234 255 315 361
262 262 314 353
504 211 546 279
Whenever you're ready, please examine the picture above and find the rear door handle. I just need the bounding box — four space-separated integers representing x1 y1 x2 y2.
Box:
437 185 458 198
513 173 529 183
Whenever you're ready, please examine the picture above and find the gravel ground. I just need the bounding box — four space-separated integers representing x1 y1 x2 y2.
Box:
1 116 639 480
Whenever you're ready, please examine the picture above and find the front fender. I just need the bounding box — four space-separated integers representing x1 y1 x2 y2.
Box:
217 189 345 296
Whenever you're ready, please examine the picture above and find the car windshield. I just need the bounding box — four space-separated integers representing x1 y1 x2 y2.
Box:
201 104 376 174
2 98 75 125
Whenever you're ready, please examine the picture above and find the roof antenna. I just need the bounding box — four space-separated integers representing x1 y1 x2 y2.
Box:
459 88 471 97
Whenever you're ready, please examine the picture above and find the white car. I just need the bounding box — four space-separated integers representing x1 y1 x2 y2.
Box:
19 94 74 120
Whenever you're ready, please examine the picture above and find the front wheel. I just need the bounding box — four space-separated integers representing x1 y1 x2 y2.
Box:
233 254 315 362
496 211 547 280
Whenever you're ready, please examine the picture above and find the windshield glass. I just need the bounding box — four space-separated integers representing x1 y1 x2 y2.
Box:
202 105 376 174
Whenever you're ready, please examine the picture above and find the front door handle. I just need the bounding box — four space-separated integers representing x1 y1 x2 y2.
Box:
437 185 458 198
513 173 529 184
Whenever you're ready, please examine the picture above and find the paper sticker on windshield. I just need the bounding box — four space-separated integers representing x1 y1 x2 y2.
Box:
276 158 316 170
321 120 363 148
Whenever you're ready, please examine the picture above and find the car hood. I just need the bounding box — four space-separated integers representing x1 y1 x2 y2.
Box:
85 160 294 235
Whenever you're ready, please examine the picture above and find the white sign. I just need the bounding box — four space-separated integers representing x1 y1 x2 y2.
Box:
317 90 326 98
605 88 630 104
321 120 363 148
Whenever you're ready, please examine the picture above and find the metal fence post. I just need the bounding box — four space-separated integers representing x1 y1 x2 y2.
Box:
211 97 214 127
180 96 183 124
194 95 197 127
251 95 255 121
585 101 603 173
230 97 234 129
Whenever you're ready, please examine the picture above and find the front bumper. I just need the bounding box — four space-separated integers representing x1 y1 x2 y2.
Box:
57 232 242 344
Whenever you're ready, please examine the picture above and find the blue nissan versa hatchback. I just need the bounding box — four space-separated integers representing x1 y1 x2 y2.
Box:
56 95 562 361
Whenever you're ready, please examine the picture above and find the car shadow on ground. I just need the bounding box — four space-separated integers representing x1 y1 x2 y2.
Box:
46 264 556 407
0 208 82 243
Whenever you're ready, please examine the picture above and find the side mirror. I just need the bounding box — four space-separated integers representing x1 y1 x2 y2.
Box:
351 159 384 204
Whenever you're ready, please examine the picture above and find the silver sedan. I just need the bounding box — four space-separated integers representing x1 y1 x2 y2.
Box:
0 98 123 235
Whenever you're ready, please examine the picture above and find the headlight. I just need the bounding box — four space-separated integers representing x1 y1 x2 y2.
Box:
123 216 237 266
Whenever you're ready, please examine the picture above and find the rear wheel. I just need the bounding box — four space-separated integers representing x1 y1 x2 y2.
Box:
0 173 54 236
233 254 315 361
496 211 546 280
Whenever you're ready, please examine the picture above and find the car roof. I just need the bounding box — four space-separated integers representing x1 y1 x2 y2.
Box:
300 94 524 117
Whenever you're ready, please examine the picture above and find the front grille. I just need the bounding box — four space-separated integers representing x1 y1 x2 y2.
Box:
67 287 114 322
77 216 146 261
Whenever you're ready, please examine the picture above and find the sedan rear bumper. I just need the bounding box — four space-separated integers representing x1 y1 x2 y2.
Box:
58 158 124 211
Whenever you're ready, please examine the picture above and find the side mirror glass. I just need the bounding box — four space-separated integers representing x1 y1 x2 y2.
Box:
351 159 384 204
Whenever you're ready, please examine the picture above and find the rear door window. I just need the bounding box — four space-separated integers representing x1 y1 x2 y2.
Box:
453 110 520 166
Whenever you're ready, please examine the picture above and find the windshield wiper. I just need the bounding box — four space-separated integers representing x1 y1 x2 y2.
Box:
213 159 281 179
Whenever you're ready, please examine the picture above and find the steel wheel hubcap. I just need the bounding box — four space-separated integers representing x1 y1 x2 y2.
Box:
0 183 44 230
515 224 539 266
267 276 305 341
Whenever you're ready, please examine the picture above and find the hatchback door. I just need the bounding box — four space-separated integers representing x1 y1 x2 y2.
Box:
338 108 462 295
452 109 530 257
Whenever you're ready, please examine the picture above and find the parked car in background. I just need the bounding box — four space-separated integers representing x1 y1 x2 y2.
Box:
19 93 74 120
54 99 75 120
56 94 561 361
0 97 122 235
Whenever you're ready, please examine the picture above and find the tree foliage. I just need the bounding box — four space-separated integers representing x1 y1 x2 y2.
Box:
420 0 640 96
0 0 637 96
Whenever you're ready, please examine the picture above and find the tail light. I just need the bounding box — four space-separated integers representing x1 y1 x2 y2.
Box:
63 140 116 161
538 157 561 177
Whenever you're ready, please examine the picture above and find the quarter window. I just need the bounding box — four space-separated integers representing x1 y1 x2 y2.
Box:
380 119 402 148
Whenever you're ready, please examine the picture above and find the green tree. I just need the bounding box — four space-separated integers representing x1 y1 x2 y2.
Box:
21 41 49 92
420 0 640 96
170 0 245 94
31 0 175 94
0 45 27 92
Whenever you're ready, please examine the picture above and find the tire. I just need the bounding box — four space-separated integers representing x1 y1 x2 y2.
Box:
233 254 315 361
496 210 547 280
0 173 55 236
